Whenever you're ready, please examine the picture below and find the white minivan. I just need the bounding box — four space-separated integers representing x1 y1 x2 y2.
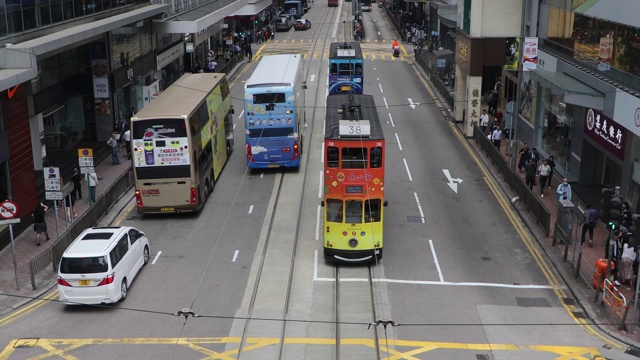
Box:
57 226 150 305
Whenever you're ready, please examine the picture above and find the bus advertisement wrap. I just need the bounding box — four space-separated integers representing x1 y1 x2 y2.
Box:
132 124 190 167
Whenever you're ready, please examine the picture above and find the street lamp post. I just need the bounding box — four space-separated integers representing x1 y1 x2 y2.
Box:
509 0 528 170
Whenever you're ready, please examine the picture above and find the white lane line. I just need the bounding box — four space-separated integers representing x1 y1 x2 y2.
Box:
388 113 395 127
321 141 324 164
403 158 413 181
429 239 444 282
151 251 162 265
238 110 244 119
383 97 388 108
314 250 319 280
316 205 322 240
395 133 402 151
378 83 383 93
260 172 264 178
232 250 239 262
414 192 425 223
233 124 237 130
248 205 254 214
318 170 323 198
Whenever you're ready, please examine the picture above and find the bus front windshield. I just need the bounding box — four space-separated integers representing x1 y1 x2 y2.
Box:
131 118 191 179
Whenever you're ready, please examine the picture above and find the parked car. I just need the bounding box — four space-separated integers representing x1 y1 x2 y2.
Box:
275 15 294 31
294 19 311 31
57 226 150 305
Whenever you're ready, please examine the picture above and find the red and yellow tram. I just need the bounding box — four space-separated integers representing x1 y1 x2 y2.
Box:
323 94 386 262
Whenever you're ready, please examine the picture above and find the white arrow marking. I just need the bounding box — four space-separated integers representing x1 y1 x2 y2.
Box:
408 98 419 109
442 169 463 193
310 74 316 82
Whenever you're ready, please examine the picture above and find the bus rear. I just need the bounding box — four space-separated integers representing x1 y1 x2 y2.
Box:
244 89 301 168
131 118 199 213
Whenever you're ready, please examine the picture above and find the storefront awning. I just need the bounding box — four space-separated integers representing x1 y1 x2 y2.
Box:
153 0 244 34
229 0 271 16
437 8 457 28
530 69 605 110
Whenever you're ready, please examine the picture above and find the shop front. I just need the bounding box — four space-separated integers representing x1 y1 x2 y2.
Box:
156 34 184 90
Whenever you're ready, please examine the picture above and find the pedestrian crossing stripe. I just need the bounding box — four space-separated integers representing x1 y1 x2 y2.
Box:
252 53 407 61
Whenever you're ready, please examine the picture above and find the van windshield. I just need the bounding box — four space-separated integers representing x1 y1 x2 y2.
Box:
60 256 109 274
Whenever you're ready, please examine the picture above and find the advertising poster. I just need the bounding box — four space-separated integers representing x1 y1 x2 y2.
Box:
132 122 191 167
504 37 520 71
522 37 538 71
598 37 612 71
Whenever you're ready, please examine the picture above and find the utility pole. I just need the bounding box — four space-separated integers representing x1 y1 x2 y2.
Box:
509 0 528 170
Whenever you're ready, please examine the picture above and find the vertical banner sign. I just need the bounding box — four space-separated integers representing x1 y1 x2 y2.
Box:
91 41 109 99
598 37 613 71
584 108 626 160
522 37 538 71
504 37 520 71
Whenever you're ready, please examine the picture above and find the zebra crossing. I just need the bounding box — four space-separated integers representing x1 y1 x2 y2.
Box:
253 38 409 61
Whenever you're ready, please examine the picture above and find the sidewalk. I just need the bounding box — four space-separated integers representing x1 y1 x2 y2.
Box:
476 116 640 345
0 153 131 316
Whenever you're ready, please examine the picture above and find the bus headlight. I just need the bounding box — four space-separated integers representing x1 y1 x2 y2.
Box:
348 239 358 248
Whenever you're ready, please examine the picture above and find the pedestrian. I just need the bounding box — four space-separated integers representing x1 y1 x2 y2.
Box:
620 242 636 285
87 171 98 202
537 159 551 197
524 158 537 190
490 125 503 150
123 127 131 160
207 58 217 72
517 143 530 171
556 177 572 201
529 147 540 165
546 156 556 189
244 43 253 61
118 118 128 152
32 201 50 246
107 133 121 165
581 203 598 246
494 108 504 126
64 193 77 222
71 168 82 200
479 109 489 133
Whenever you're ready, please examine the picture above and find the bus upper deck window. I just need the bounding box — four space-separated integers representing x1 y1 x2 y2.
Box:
327 147 339 168
330 63 338 75
370 146 382 168
355 64 362 75
339 63 352 76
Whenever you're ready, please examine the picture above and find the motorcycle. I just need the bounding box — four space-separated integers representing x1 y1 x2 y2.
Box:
393 45 400 57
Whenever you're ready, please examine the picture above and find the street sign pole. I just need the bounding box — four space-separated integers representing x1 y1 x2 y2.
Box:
8 223 19 290
53 200 60 239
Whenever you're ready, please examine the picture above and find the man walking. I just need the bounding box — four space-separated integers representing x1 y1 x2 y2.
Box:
556 177 572 200
490 125 503 150
87 171 98 202
71 168 82 200
479 109 489 133
123 127 131 160
107 133 120 165
582 203 599 247
524 159 537 190
537 159 551 197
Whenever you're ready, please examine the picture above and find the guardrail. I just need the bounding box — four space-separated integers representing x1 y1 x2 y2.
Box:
28 168 134 290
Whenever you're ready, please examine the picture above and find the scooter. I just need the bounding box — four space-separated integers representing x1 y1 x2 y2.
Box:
393 45 400 57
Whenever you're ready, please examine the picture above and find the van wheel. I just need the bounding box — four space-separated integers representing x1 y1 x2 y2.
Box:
143 246 150 265
120 279 128 302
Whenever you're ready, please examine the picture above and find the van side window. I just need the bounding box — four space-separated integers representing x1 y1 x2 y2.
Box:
109 235 129 268
129 229 140 244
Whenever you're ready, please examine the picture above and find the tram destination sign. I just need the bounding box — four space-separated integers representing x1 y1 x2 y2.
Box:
339 120 371 137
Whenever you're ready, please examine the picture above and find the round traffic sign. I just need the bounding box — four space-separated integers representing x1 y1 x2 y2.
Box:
0 200 19 219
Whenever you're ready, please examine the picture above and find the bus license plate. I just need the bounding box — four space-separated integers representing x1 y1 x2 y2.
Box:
78 280 90 286
268 164 279 168
161 207 175 212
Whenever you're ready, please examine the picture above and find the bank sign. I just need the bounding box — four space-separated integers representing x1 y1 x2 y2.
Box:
584 108 626 160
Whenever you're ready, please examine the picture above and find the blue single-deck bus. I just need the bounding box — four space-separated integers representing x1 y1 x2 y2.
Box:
283 0 305 19
328 42 364 95
244 54 306 169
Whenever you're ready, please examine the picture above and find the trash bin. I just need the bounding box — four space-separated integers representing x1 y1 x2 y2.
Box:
593 259 615 289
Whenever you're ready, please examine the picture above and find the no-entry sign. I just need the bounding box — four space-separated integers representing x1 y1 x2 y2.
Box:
0 200 19 219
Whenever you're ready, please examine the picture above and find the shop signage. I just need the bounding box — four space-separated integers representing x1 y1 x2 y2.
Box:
523 37 538 71
584 108 626 160
156 43 184 71
186 43 194 53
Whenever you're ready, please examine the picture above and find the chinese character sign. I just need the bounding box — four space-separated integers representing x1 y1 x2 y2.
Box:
584 108 626 160
523 37 538 71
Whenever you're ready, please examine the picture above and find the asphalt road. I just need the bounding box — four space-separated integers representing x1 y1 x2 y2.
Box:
0 3 638 360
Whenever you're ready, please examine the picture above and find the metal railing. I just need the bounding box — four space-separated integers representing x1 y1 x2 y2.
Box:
28 168 134 290
473 125 551 236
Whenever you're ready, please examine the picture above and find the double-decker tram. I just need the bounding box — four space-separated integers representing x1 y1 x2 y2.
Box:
323 94 386 262
328 42 364 95
244 54 306 169
130 73 234 214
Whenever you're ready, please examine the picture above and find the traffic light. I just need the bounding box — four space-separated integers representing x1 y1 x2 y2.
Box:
600 189 612 224
607 194 623 230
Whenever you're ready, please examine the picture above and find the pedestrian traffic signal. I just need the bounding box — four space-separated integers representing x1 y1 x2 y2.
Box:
607 194 623 231
599 189 612 224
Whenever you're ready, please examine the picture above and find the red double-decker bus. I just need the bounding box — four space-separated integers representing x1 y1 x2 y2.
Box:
328 0 338 7
323 94 387 263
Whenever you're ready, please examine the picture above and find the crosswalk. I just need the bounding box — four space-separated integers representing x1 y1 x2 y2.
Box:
253 38 410 61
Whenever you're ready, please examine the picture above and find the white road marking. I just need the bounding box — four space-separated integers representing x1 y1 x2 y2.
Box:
233 124 236 130
414 192 425 223
232 250 239 262
260 172 264 178
248 205 254 214
403 158 413 181
383 97 388 108
151 251 162 265
318 170 323 198
395 133 402 151
312 251 553 288
320 141 324 164
388 113 395 127
378 83 383 93
429 239 444 282
316 206 322 241
238 110 244 118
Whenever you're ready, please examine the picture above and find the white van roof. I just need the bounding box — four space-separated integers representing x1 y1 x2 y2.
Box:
63 227 128 256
